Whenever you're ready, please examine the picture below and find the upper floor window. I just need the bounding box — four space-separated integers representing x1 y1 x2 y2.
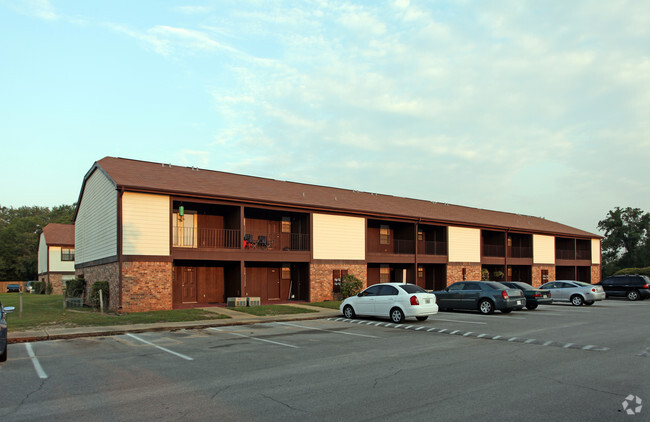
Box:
61 248 75 261
380 265 390 283
282 217 291 233
380 225 390 245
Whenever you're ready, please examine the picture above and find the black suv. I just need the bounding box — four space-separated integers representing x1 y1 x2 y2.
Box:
596 275 650 301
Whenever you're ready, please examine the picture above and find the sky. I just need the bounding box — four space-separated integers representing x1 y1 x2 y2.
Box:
1 0 649 235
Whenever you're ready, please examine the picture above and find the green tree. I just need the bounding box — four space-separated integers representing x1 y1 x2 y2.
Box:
597 207 650 276
0 204 75 281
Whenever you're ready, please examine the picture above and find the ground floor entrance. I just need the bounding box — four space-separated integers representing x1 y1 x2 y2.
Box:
172 261 240 307
244 262 309 301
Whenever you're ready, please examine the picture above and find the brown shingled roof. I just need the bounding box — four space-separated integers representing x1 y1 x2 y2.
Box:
42 223 75 246
87 157 598 238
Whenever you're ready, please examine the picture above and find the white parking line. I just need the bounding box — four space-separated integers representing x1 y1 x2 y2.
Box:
275 322 380 338
209 328 299 349
432 318 487 325
126 333 194 360
25 343 48 379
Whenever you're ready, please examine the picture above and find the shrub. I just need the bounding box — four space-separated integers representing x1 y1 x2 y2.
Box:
481 269 490 281
32 281 46 294
90 281 109 309
46 281 53 295
340 275 363 298
66 278 86 298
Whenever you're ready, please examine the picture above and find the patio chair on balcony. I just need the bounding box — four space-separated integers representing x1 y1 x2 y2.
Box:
244 234 255 249
257 235 268 249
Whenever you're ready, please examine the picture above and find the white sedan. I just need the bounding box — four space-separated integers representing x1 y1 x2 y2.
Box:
340 283 438 323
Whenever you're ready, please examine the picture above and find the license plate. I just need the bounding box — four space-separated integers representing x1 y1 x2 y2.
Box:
425 299 430 304
517 300 522 305
543 295 547 298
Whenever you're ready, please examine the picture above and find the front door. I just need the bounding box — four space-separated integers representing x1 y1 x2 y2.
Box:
177 267 197 303
267 268 281 300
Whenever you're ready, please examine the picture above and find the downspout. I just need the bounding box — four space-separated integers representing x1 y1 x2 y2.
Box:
504 229 509 281
117 186 124 310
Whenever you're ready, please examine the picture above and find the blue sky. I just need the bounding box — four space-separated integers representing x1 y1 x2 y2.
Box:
1 0 649 234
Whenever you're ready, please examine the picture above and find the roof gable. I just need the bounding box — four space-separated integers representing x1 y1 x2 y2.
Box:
42 223 75 246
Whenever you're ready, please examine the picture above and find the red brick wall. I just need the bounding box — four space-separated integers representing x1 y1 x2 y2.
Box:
121 261 173 313
310 263 367 302
532 265 555 288
591 265 601 284
76 262 120 311
446 263 481 285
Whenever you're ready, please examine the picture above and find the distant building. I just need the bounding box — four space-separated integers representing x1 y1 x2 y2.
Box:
73 157 601 312
38 223 75 294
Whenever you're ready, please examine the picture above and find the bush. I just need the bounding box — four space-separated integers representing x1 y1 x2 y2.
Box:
32 281 46 294
90 281 109 309
614 267 650 277
66 278 86 298
340 275 363 298
46 281 53 295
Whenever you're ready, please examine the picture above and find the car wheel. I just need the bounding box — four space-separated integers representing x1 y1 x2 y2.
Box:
526 304 538 310
416 316 428 321
390 307 405 323
0 342 6 363
626 290 640 301
584 301 594 306
478 299 494 315
343 305 356 319
571 295 584 306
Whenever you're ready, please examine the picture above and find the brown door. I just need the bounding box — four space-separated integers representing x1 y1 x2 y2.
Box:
268 220 280 250
197 267 225 303
176 267 197 303
246 267 266 299
267 267 281 300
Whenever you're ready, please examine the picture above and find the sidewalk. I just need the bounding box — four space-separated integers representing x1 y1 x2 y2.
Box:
7 304 342 344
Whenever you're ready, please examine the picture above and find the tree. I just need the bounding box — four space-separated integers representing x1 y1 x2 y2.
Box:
0 204 75 281
597 207 650 275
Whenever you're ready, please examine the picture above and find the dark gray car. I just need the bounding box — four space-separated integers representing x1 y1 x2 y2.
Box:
434 281 525 314
1 302 15 362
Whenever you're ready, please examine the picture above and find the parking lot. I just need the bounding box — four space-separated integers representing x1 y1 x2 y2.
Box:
1 300 648 421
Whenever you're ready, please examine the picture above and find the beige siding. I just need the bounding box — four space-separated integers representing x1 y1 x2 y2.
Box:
37 233 48 274
313 213 365 260
533 234 555 264
48 246 76 272
591 239 601 264
75 169 118 264
448 226 480 263
122 192 170 256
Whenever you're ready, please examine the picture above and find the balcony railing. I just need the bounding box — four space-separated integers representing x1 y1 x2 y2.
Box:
483 244 506 257
244 232 310 251
508 246 532 258
368 239 415 254
576 250 591 260
420 240 447 255
173 227 241 249
556 249 576 260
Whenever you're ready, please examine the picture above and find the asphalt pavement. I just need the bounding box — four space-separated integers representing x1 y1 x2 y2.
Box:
7 303 342 344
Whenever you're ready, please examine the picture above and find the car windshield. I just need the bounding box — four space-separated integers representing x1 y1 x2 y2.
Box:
484 282 506 290
398 284 427 294
509 282 534 290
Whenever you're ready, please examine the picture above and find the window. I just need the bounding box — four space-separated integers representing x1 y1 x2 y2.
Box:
61 248 75 261
380 265 390 283
418 230 423 241
378 285 398 296
380 225 390 245
282 217 291 233
361 285 381 296
418 265 424 278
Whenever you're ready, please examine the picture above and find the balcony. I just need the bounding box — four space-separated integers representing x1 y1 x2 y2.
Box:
173 227 241 249
243 232 310 251
483 244 506 257
368 239 415 255
420 240 447 255
509 246 532 258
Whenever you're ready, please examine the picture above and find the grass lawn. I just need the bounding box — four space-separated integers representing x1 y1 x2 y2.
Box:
0 293 229 332
303 300 342 310
230 304 320 316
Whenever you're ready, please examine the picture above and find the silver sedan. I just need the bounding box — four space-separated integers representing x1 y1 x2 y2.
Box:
539 280 606 306
1 302 15 363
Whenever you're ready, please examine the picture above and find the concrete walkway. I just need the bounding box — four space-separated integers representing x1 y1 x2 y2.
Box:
7 304 342 344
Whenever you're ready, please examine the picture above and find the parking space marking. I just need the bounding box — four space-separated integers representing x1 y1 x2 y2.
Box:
126 333 194 360
328 318 610 352
275 322 380 338
209 328 299 349
25 343 48 379
432 318 487 325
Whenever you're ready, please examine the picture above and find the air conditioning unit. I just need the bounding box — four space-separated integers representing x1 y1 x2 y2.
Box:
247 297 261 307
227 297 247 307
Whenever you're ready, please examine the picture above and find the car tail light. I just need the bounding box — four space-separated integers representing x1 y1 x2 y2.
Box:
501 290 509 299
643 284 649 289
532 293 542 298
410 295 419 306
591 288 596 292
